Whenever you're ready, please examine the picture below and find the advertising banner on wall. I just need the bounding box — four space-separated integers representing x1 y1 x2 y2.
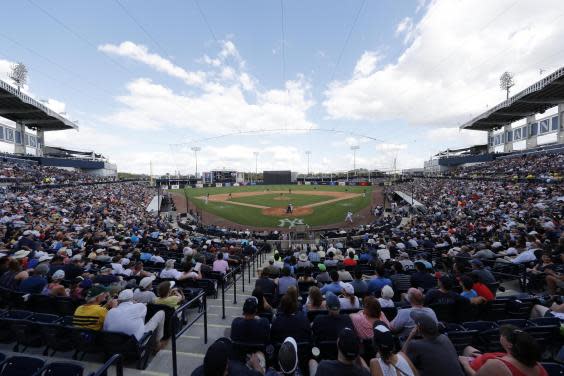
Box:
196 183 204 188
171 184 180 189
215 183 223 187
338 181 346 186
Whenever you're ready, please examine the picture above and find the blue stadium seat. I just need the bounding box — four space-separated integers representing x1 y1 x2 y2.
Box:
0 355 44 376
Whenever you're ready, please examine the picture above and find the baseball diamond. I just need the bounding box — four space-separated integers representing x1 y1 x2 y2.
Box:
172 184 377 229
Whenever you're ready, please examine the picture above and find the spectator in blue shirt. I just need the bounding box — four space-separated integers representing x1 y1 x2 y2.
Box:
19 263 49 294
367 265 392 295
320 270 343 295
459 275 478 300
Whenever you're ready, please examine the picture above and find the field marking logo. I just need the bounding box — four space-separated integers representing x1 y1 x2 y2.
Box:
278 218 304 228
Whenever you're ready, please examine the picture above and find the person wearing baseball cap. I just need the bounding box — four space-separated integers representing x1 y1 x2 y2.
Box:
230 296 270 347
402 310 464 376
309 327 369 376
73 285 115 331
371 322 417 376
133 276 157 304
312 292 354 346
103 288 167 352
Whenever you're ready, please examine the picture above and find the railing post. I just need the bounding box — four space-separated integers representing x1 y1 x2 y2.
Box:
221 277 226 319
171 315 178 376
252 253 256 277
233 268 237 305
248 257 251 284
116 355 124 376
241 261 245 292
203 293 208 344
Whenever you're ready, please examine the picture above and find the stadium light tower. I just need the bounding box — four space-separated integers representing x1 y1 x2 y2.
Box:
305 151 311 176
351 145 360 176
500 71 515 99
253 151 259 183
191 147 201 178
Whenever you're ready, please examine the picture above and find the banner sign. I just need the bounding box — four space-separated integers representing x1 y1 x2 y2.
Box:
215 183 223 187
196 183 204 188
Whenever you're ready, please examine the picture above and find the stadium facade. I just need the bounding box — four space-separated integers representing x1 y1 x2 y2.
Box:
425 66 564 174
0 78 116 177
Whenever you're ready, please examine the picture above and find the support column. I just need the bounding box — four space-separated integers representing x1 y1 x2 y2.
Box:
14 122 25 155
36 129 45 156
526 115 537 149
503 124 512 153
558 103 564 145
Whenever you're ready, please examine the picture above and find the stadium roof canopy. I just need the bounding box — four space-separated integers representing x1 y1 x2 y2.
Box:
0 79 78 131
460 66 564 131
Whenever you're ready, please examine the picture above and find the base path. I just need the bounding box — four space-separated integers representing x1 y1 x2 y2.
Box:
195 190 361 216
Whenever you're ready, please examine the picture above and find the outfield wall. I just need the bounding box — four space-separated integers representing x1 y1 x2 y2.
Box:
159 180 375 189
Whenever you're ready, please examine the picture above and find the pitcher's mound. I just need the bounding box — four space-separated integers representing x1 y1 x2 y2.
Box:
262 206 313 217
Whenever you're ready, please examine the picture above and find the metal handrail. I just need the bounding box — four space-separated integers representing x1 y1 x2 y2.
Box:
171 289 208 376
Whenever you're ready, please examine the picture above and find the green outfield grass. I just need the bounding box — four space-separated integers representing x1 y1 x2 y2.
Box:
229 193 331 207
175 184 373 228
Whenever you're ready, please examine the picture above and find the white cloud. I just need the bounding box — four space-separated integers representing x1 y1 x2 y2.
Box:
324 0 564 128
353 52 380 77
375 143 407 152
98 41 206 86
425 127 486 146
99 40 317 136
395 17 414 44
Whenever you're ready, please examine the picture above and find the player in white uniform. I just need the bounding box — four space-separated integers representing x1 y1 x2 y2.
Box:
345 211 353 223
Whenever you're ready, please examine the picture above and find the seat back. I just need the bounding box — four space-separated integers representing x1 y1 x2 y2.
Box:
27 295 56 314
37 362 84 376
446 330 478 355
497 319 532 328
540 362 564 376
307 310 328 322
381 306 397 321
0 356 45 376
98 331 138 356
483 300 507 321
146 303 176 339
429 303 456 323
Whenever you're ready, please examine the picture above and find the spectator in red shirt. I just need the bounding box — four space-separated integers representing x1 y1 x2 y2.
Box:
470 274 494 301
343 251 357 267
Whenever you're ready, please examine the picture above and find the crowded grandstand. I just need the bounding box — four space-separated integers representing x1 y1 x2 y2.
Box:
0 1 564 376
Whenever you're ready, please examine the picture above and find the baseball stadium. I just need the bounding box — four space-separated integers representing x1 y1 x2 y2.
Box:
0 1 563 376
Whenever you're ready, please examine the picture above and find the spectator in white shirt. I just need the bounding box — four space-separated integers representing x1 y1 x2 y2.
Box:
212 253 229 275
103 289 166 351
133 276 157 304
159 259 201 280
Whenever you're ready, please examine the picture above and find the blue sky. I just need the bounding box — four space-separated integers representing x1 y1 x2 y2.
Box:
1 0 563 174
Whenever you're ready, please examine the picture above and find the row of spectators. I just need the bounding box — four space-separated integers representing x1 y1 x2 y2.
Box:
447 152 563 180
0 161 116 186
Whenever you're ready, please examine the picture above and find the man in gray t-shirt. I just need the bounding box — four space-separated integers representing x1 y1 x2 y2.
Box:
403 310 464 376
390 288 437 338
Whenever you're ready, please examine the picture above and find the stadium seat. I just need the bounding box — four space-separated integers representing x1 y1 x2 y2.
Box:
40 322 75 357
0 310 33 344
429 303 456 323
462 321 502 352
98 330 155 369
497 319 534 328
0 355 44 376
11 313 61 352
482 299 508 321
381 306 397 321
541 362 564 376
34 362 84 376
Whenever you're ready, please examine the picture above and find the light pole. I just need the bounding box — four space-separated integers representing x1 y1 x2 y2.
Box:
191 147 201 179
305 151 311 178
351 145 360 177
253 151 259 183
